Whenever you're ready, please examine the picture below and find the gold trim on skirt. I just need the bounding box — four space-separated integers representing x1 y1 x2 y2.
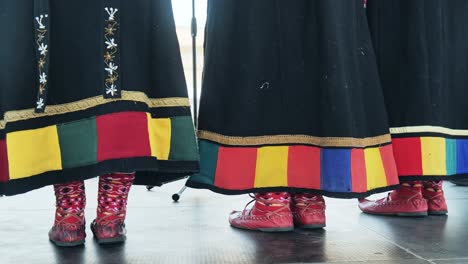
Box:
4 91 190 123
198 130 392 148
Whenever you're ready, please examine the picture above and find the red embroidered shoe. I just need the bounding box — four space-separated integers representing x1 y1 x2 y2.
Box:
359 182 428 217
92 173 134 244
423 181 448 215
49 181 86 247
291 194 326 229
229 192 294 232
91 216 127 244
49 214 86 247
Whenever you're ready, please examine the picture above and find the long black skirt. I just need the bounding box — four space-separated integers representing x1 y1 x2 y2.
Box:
367 0 468 181
187 0 400 198
0 0 199 195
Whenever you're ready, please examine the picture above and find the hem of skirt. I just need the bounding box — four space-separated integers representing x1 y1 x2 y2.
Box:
399 174 468 182
198 130 392 148
0 158 199 196
185 181 399 199
4 91 190 124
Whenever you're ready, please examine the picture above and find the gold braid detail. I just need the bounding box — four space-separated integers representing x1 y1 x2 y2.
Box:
198 130 391 148
4 91 190 123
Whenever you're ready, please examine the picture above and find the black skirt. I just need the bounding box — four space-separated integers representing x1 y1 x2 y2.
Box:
0 0 199 195
367 0 468 181
187 0 399 198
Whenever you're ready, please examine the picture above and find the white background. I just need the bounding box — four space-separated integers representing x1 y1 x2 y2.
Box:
172 0 207 109
172 0 207 26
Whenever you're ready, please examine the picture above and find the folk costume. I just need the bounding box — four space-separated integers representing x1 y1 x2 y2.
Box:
359 0 468 216
188 0 399 231
0 0 198 245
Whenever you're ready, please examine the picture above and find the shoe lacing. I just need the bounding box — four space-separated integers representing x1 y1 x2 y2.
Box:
387 182 423 202
292 194 325 214
240 193 290 219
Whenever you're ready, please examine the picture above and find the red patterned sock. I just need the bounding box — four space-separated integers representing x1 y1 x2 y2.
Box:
97 173 135 222
423 180 443 192
256 192 291 206
292 193 325 207
53 181 86 225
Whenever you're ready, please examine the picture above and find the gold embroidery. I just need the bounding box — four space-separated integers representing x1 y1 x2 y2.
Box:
4 91 190 123
106 75 118 84
105 24 116 36
39 85 46 95
198 130 392 148
104 52 115 63
38 58 46 69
